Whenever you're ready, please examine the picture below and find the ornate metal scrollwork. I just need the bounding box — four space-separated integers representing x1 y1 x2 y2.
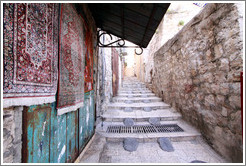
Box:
97 30 143 55
134 47 143 55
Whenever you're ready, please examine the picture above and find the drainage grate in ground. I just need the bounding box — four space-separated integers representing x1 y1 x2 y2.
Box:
106 124 184 134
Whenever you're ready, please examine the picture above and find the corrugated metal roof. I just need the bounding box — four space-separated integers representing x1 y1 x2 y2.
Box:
87 3 170 48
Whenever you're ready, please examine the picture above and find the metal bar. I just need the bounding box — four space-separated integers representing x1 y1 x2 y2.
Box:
97 30 143 55
106 124 184 133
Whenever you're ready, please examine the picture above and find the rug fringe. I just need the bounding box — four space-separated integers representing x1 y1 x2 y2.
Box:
3 96 56 108
57 102 84 115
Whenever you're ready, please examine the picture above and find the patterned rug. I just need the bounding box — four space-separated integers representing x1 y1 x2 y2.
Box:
84 26 94 92
3 3 59 108
57 4 85 115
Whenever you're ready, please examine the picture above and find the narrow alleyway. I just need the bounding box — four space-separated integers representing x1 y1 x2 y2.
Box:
79 77 228 163
2 3 243 163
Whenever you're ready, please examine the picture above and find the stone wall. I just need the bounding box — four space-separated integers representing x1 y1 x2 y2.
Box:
97 35 122 122
96 37 123 123
3 107 23 163
134 53 145 82
152 3 243 162
145 3 202 84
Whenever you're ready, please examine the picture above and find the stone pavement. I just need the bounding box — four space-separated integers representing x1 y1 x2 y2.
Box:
80 77 229 163
79 133 228 163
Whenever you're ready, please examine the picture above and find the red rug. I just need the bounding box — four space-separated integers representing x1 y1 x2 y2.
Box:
84 29 94 93
3 3 59 108
57 4 85 115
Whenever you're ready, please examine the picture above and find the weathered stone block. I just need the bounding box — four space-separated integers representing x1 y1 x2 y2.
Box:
210 84 220 94
229 95 241 109
217 116 228 127
229 83 240 94
215 126 223 137
206 63 217 73
219 58 229 71
214 44 223 60
3 154 13 163
205 49 213 62
204 94 215 107
219 83 230 95
230 59 243 69
214 71 227 83
221 107 228 117
201 72 213 83
227 72 241 82
223 38 241 56
215 95 225 105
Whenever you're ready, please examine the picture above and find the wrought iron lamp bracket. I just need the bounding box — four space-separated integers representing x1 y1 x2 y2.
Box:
97 30 143 55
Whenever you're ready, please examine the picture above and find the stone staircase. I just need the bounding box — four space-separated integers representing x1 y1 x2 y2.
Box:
97 77 201 143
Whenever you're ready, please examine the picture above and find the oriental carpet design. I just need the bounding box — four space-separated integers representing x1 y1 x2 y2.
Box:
3 3 59 107
57 4 85 115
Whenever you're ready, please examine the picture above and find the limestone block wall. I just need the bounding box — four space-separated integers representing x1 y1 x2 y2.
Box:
3 107 23 163
145 3 202 84
152 3 243 162
96 43 123 124
96 47 113 119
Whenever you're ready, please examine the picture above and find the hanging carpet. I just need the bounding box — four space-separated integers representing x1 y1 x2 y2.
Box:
3 3 59 108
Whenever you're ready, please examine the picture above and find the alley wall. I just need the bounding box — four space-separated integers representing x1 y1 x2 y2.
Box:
151 3 243 162
96 34 123 124
145 3 202 84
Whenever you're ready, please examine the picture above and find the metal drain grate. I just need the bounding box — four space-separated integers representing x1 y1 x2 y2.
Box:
106 124 184 134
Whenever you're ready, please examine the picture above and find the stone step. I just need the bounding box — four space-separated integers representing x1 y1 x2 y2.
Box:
107 102 170 110
112 96 162 103
118 90 152 94
118 92 154 96
96 120 201 143
122 85 146 88
117 93 156 97
122 83 145 85
123 82 144 84
119 87 149 90
102 108 182 122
